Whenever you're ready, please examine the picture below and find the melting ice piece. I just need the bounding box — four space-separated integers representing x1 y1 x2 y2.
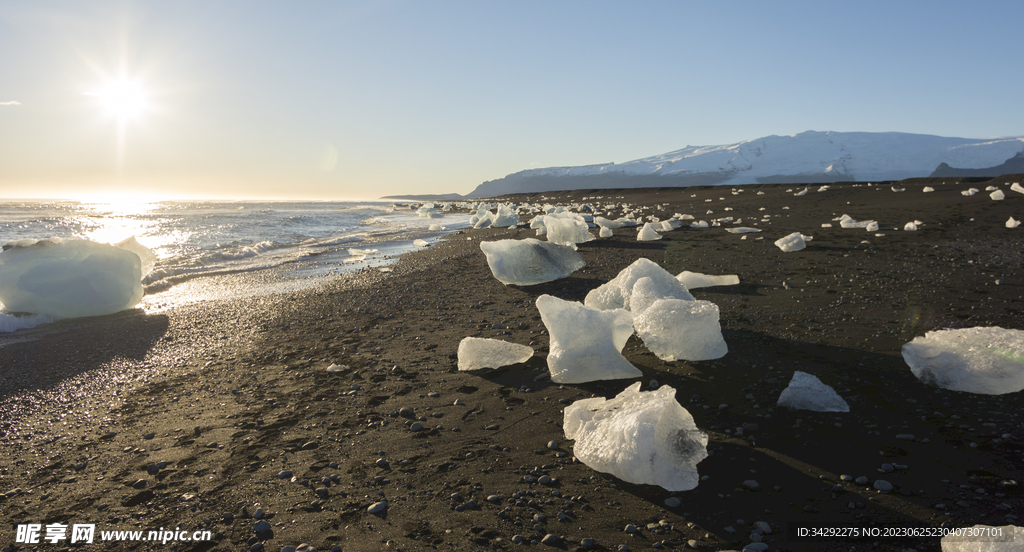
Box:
838 214 878 229
990 190 1006 201
599 226 613 238
940 524 1022 551
457 337 533 371
904 222 918 231
865 221 880 232
774 232 810 252
542 214 593 248
901 327 1024 395
490 204 520 228
634 299 727 361
676 271 740 289
962 188 979 196
637 222 663 241
629 277 694 314
777 371 850 412
1011 182 1024 194
536 294 640 383
0 237 145 318
563 382 708 491
1007 217 1021 228
585 258 694 311
348 248 380 256
479 238 584 286
413 239 430 247
725 227 761 234
923 186 934 192
427 224 445 231
116 237 156 278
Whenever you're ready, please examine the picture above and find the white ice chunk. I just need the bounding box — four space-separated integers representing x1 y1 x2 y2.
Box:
676 271 740 289
923 186 934 192
116 237 156 278
794 188 808 196
585 258 693 311
490 204 520 228
940 524 1022 552
990 190 1005 201
629 276 695 314
689 220 709 229
564 382 708 492
962 188 979 196
427 224 445 231
901 327 1024 395
904 222 918 231
1007 217 1021 228
413 239 430 247
541 214 593 248
1011 182 1024 194
457 337 533 371
725 227 761 234
776 371 849 412
839 214 878 229
774 232 809 252
479 238 584 286
630 299 729 362
348 248 380 256
865 221 880 232
536 294 640 384
0 237 144 318
637 222 663 241
599 226 613 238
634 299 727 361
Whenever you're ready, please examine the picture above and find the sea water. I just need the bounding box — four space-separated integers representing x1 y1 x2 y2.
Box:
0 199 472 331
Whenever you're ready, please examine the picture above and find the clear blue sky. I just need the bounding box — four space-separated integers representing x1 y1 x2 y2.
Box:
1 1 1021 200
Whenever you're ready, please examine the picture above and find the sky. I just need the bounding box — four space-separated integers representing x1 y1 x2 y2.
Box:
1 1 1022 201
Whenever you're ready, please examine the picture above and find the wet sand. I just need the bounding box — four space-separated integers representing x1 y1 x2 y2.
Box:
1 178 1023 552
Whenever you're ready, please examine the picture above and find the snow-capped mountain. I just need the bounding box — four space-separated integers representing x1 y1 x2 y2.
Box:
465 131 1024 198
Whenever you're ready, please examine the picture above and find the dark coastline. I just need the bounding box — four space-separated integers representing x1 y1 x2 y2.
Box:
1 179 1022 552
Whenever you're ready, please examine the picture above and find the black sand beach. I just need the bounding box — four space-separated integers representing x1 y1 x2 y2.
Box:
1 178 1023 552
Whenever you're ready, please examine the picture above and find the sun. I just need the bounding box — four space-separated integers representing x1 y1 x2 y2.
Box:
86 76 150 122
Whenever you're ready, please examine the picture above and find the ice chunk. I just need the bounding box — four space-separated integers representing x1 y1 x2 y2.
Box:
116 237 156 278
540 214 593 248
629 276 695 314
794 188 808 196
0 237 144 318
634 299 727 361
598 226 613 238
490 204 520 228
676 271 740 289
479 238 584 286
457 337 533 371
940 524 1022 551
563 382 708 491
990 190 1005 201
901 327 1024 395
838 214 877 229
865 221 879 232
725 227 761 234
585 258 693 311
637 222 663 241
413 239 430 247
962 188 979 196
536 294 640 383
904 221 918 231
427 224 445 231
1007 217 1021 228
776 371 850 412
923 186 934 192
774 232 810 252
1011 182 1024 194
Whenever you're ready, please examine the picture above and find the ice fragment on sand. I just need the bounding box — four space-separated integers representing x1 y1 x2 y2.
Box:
774 232 810 252
563 382 708 491
838 214 877 229
585 258 693 311
777 371 850 412
634 299 727 361
535 213 593 248
725 227 761 234
428 224 445 231
1011 182 1024 194
676 271 739 289
598 226 613 238
0 237 146 318
637 222 663 241
1007 217 1021 228
413 239 429 247
940 524 1022 552
923 186 934 192
479 238 584 286
990 190 1005 201
901 327 1024 395
904 222 918 231
536 294 640 384
629 277 694 315
457 337 533 371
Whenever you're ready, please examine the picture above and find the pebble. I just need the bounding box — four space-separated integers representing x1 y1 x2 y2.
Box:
367 501 387 514
540 534 561 545
375 458 389 468
874 480 894 492
253 508 265 519
487 495 501 503
664 497 681 508
895 434 915 440
454 399 464 406
742 480 761 491
400 407 414 418
580 537 596 548
547 440 559 450
511 535 525 544
301 441 318 450
624 524 639 534
250 544 263 552
410 422 424 432
855 476 869 485
427 392 440 398
743 544 769 552
485 424 499 430
253 520 271 533
840 474 853 482
277 470 293 479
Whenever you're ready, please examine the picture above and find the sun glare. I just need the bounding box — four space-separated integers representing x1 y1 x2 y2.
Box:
86 76 150 122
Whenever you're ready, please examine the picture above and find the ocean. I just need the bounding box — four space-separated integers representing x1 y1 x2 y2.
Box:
0 199 472 332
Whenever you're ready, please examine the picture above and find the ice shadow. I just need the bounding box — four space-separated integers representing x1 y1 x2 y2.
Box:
0 309 169 402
